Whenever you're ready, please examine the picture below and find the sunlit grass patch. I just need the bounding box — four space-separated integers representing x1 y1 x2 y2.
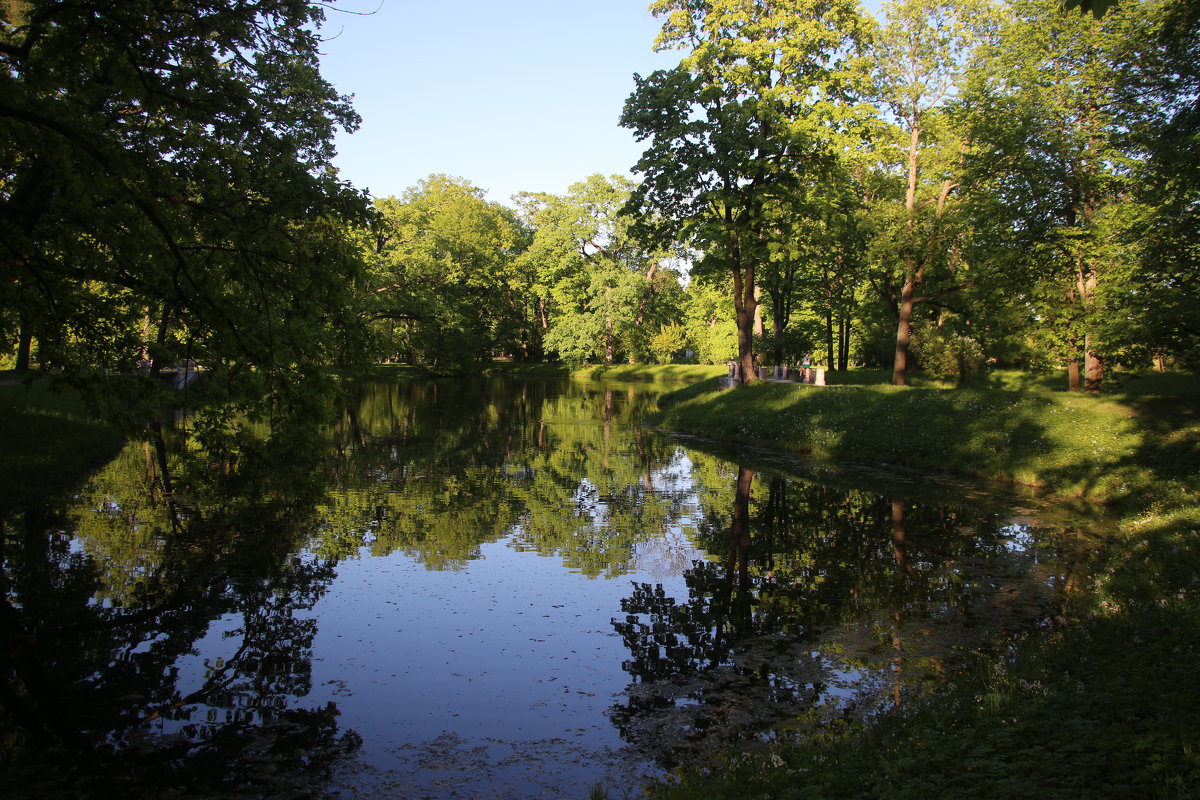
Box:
650 380 1198 506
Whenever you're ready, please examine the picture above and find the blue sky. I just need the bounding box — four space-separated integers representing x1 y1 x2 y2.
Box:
318 1 886 207
317 0 682 206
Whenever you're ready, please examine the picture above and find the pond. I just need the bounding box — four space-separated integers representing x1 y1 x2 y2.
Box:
0 377 1106 799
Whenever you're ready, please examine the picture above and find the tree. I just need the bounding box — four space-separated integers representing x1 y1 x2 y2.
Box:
0 0 369 400
621 0 873 384
868 0 996 386
362 175 530 370
1116 0 1200 372
518 175 673 366
960 0 1152 391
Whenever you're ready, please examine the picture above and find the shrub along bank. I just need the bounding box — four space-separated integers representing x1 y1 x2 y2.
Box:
645 378 1200 799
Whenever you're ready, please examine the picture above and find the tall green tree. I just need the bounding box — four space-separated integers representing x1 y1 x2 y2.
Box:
363 175 530 370
1116 0 1200 371
868 0 995 385
1 0 370 398
961 0 1151 391
518 175 676 366
621 0 873 384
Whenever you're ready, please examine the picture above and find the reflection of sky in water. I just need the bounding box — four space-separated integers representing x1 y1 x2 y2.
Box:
1000 524 1038 552
295 537 683 799
43 380 1103 799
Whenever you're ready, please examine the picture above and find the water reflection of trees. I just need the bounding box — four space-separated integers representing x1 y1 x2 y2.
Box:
0 420 358 799
315 379 692 577
610 463 1093 767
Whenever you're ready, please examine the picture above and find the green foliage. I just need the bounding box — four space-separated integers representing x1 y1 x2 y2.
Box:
517 175 678 366
362 176 531 371
623 0 874 378
909 324 986 380
649 323 688 364
682 280 739 365
1 0 371 400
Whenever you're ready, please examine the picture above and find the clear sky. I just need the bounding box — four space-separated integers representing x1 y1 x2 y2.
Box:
317 0 682 207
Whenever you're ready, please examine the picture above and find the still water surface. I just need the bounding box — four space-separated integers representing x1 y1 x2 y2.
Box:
3 377 1103 798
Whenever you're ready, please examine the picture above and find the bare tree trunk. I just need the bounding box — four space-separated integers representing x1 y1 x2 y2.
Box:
1084 333 1103 393
752 284 764 339
825 309 835 373
730 231 758 384
1067 352 1082 392
838 315 850 371
604 287 615 365
1082 270 1101 393
892 273 916 386
15 321 32 371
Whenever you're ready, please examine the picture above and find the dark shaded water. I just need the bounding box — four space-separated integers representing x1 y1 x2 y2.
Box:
0 378 1104 798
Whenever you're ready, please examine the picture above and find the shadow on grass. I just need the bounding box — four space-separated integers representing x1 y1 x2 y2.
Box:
652 379 1199 509
652 417 1200 800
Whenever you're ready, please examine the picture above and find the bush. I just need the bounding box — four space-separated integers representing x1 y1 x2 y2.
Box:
911 325 985 380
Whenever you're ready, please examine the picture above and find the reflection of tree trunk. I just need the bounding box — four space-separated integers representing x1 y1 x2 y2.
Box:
150 422 183 534
730 467 754 589
712 466 755 666
633 427 655 495
891 500 915 578
0 506 96 752
889 500 913 707
602 389 613 467
892 610 905 708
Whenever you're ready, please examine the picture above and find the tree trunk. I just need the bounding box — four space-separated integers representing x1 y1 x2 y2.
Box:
730 232 758 384
771 305 785 367
825 309 835 373
893 119 922 387
1082 269 1101 393
15 322 32 371
1067 354 1082 392
1084 333 1103 393
603 287 615 365
892 272 916 386
838 315 850 371
752 284 764 339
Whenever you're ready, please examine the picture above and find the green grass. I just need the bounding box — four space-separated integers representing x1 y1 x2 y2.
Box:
0 373 125 506
652 504 1200 800
646 373 1200 800
651 380 1198 507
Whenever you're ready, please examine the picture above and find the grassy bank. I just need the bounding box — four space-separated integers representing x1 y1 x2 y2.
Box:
646 377 1200 799
483 361 728 382
651 378 1197 507
0 372 125 506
